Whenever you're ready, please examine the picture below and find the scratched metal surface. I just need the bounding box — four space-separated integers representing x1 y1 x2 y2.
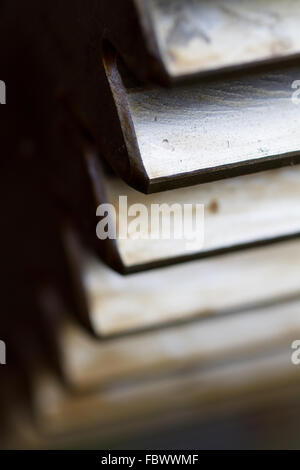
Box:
147 0 300 77
106 166 300 268
126 65 300 185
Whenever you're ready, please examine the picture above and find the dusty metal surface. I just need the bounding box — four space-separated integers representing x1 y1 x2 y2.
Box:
31 2 300 193
31 0 300 86
124 64 300 191
55 125 300 273
146 0 300 78
62 137 300 272
108 166 300 269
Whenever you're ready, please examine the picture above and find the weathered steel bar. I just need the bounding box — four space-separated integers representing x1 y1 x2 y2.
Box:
63 226 300 336
33 1 300 192
41 285 300 392
138 0 300 81
53 122 300 273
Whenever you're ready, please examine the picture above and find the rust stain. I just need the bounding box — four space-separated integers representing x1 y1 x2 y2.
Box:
207 199 219 214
